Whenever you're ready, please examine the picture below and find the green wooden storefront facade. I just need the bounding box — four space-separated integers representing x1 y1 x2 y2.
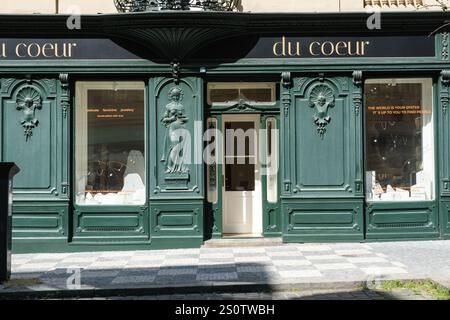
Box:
0 12 449 253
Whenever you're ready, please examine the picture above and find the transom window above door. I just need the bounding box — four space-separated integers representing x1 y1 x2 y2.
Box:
207 82 276 104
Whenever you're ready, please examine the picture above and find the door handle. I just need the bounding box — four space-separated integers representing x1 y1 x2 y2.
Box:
222 174 225 187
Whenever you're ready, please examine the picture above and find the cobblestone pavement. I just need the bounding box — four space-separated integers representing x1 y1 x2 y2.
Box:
2 240 449 295
97 288 431 300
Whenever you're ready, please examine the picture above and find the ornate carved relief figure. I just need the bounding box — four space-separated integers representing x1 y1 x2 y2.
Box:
160 87 189 174
308 84 335 139
16 86 42 141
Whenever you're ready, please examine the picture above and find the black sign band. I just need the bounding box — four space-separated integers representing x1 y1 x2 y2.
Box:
0 36 436 60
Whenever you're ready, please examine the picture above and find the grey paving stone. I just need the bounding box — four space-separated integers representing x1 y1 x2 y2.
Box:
80 270 121 278
198 258 234 264
271 255 306 261
233 252 266 257
165 254 199 259
80 277 116 286
198 264 235 269
237 272 280 281
197 267 236 274
264 246 299 252
153 275 197 284
275 265 318 271
97 256 133 262
117 269 159 277
196 272 238 281
112 275 156 284
126 260 165 266
157 267 197 276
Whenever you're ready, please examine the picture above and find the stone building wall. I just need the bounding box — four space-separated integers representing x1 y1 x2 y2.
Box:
0 0 445 14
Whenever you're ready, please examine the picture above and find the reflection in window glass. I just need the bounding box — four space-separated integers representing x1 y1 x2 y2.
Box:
75 82 145 205
364 78 434 201
225 164 255 191
209 89 239 103
266 118 278 203
224 121 256 192
241 89 273 102
207 83 275 104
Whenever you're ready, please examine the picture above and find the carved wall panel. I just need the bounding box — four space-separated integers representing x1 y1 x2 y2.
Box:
286 75 362 198
149 77 204 198
0 77 69 201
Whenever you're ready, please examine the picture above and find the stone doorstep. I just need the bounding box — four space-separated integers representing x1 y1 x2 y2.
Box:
0 278 431 300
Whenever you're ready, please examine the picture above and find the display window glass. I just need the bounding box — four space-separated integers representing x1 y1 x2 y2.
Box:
75 81 146 205
364 78 434 202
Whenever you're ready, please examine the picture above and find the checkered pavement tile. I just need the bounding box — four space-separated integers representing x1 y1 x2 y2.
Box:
9 242 413 289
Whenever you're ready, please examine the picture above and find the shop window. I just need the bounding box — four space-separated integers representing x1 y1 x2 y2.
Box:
364 78 434 201
207 82 276 104
75 82 146 205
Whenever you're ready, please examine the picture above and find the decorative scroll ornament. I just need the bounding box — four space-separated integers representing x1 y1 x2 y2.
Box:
171 61 181 84
16 86 42 141
352 71 363 116
352 70 362 87
281 71 291 88
308 84 335 139
281 72 292 118
160 86 189 174
442 32 449 61
230 99 256 112
441 70 450 114
59 73 69 118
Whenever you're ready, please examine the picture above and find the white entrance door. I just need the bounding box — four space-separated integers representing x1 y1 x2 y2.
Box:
222 114 262 235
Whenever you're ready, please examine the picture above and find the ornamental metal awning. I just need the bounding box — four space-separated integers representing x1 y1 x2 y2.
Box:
114 0 241 12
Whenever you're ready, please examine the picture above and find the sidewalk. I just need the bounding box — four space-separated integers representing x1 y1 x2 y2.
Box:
1 240 449 298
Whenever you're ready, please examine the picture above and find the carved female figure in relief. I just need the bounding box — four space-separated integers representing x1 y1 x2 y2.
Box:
160 86 189 174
